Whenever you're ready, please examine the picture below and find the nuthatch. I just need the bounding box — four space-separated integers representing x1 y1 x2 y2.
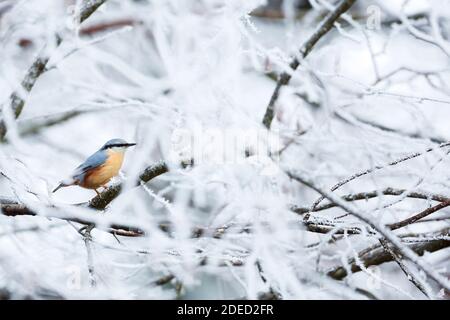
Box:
53 138 136 195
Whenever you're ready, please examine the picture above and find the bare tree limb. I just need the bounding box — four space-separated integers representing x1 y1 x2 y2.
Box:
80 225 96 287
19 110 85 136
335 111 446 144
292 187 450 215
328 229 450 280
288 171 450 292
78 0 108 23
80 18 139 35
0 202 145 236
388 201 450 231
0 0 108 141
88 160 169 210
262 0 357 128
0 160 200 239
379 238 431 298
307 141 450 219
0 160 170 237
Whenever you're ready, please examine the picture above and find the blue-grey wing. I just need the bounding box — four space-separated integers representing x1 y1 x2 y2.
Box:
72 150 107 182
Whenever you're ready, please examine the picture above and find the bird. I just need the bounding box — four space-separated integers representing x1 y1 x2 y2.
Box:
52 138 136 195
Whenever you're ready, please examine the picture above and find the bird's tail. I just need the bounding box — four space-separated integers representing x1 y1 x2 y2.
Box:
52 183 67 193
53 178 75 193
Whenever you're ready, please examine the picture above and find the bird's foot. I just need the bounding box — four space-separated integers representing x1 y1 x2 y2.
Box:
112 232 122 244
78 224 94 240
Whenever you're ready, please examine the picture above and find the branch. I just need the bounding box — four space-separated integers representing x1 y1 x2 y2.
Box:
0 0 108 140
0 202 144 237
19 110 85 136
308 141 450 217
0 160 170 237
387 201 450 231
328 229 450 280
336 111 446 144
379 238 431 298
80 18 138 35
78 0 107 23
262 0 357 128
80 225 96 287
88 160 169 210
288 171 450 292
6 185 445 240
291 187 450 215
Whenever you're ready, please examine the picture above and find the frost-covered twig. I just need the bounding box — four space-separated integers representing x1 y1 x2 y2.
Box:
387 201 450 231
291 187 450 215
256 260 281 300
19 110 85 136
0 0 108 141
335 110 446 144
307 141 450 219
328 228 450 280
288 171 450 292
261 0 357 128
0 202 144 237
88 160 169 210
78 0 108 23
379 238 431 298
80 225 96 287
80 18 139 35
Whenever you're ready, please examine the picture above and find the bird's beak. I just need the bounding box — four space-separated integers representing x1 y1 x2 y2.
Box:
125 143 137 147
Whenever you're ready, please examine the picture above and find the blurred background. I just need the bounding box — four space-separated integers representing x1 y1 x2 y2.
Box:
0 0 449 299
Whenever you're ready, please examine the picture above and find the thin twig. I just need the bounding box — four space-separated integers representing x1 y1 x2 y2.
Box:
379 238 431 298
88 160 169 210
262 0 356 128
291 187 450 215
307 141 450 220
387 201 450 231
328 228 450 280
0 0 108 140
288 171 450 292
81 225 96 287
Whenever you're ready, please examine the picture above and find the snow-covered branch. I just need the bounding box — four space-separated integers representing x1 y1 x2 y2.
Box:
262 0 357 128
0 0 108 141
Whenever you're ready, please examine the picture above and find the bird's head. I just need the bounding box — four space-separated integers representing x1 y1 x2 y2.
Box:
101 138 136 153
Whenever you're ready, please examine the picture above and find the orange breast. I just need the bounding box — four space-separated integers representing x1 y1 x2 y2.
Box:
81 151 124 189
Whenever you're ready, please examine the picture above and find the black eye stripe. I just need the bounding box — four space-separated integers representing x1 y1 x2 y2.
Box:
104 143 135 149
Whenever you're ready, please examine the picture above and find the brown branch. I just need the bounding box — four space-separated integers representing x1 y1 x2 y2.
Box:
379 238 430 298
6 187 445 239
0 0 108 141
387 201 450 231
154 274 175 286
16 19 139 51
288 171 450 291
88 160 169 210
0 160 170 236
1 198 355 238
292 187 450 215
328 229 450 280
78 0 108 23
4 165 446 239
80 18 139 35
0 202 144 237
262 0 357 128
308 141 450 218
293 188 450 237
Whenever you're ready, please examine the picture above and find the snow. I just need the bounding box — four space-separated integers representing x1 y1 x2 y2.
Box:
0 0 449 300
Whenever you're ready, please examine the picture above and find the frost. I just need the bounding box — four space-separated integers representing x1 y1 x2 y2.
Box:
0 0 450 300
